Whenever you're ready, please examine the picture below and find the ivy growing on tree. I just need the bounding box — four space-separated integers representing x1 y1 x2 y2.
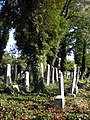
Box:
0 0 90 91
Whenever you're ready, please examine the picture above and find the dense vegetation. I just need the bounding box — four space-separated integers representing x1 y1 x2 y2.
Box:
0 79 90 120
0 1 90 84
0 0 90 119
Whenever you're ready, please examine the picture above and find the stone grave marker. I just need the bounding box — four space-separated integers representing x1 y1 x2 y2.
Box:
55 68 58 82
77 66 80 82
41 63 44 82
25 71 29 91
52 66 54 84
71 64 78 95
54 70 65 108
47 64 50 85
6 64 12 84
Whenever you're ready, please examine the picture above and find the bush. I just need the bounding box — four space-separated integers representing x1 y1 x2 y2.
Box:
4 85 12 95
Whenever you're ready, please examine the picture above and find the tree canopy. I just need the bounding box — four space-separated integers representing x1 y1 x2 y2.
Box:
0 0 90 90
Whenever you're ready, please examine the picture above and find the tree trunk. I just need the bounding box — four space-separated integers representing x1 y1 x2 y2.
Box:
60 41 67 79
30 54 45 92
80 41 86 79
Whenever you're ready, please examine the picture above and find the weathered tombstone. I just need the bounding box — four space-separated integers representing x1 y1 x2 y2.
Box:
52 66 54 84
55 68 58 82
54 70 65 108
41 63 44 82
6 64 12 84
25 71 29 91
47 64 50 85
71 64 78 95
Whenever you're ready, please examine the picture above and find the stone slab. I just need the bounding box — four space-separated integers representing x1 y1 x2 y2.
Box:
54 95 65 109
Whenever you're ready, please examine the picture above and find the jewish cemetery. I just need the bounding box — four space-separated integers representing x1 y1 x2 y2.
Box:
0 0 90 120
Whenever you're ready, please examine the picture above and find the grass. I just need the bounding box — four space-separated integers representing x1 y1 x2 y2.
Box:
0 79 90 120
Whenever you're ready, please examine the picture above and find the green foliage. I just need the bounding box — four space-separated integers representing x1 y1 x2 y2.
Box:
86 52 90 68
0 82 90 120
66 113 78 120
68 1 90 78
66 113 89 120
0 1 10 62
3 85 12 95
0 0 90 91
66 60 74 71
1 51 15 65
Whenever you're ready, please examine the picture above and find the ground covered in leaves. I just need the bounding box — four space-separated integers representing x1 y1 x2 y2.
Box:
0 80 90 120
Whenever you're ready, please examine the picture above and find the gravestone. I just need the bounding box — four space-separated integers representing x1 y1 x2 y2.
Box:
55 68 58 82
54 70 65 108
41 63 44 82
52 66 54 84
47 64 50 85
6 64 12 84
71 64 78 95
25 71 29 91
77 66 80 82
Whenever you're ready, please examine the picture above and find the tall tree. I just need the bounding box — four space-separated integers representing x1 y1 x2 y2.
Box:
70 2 90 78
57 0 83 75
58 0 90 78
0 0 9 62
1 0 65 91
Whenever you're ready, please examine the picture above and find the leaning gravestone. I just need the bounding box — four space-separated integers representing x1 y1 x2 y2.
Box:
6 64 12 84
25 71 29 91
54 70 65 108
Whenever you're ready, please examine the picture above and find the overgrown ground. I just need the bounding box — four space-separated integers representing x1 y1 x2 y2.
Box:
0 78 90 120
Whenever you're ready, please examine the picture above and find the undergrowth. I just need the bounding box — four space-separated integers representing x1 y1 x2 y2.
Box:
0 79 90 120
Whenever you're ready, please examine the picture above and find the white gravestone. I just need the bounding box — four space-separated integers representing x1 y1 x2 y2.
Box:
71 64 78 95
77 66 80 82
41 63 44 82
55 68 58 82
52 66 54 84
6 64 12 84
25 71 29 91
47 64 50 85
55 70 65 108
